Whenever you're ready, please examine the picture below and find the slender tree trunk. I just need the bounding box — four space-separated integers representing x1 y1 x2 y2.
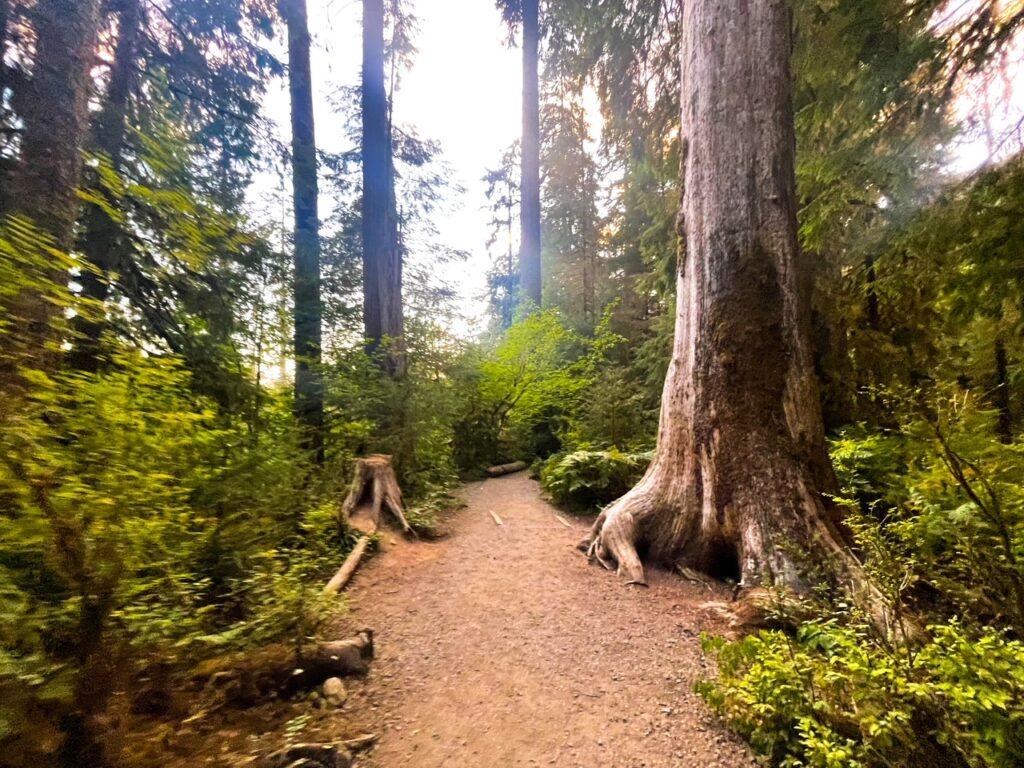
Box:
5 0 101 365
995 334 1012 444
68 0 141 372
519 0 542 309
362 0 404 378
282 0 325 458
0 0 8 106
581 0 868 609
865 254 880 331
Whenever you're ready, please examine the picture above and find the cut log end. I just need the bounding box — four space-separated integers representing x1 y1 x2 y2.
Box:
485 460 528 477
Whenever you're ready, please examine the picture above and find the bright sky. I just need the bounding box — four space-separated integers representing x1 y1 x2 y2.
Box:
263 0 522 333
257 1 1024 337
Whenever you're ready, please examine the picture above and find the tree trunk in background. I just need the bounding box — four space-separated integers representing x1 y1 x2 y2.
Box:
865 254 881 332
5 0 101 363
519 0 542 310
581 0 869 610
0 0 8 108
362 0 405 378
68 0 141 372
282 0 325 459
995 334 1012 444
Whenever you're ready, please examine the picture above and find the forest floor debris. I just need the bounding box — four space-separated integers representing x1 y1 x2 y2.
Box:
334 472 757 767
139 473 758 767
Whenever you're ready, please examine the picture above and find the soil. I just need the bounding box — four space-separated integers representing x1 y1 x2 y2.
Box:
338 472 757 768
135 473 759 767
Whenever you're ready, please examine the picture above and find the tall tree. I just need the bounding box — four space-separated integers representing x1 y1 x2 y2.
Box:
362 0 405 378
484 142 520 329
496 0 542 310
68 0 142 372
541 92 600 327
4 0 101 365
580 0 861 598
281 0 324 457
519 0 542 308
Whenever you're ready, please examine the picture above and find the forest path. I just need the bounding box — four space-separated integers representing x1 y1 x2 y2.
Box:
338 472 757 768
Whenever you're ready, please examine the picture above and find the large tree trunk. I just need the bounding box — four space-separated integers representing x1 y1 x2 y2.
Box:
581 0 862 603
361 0 405 378
5 0 101 366
282 0 325 459
518 0 542 310
68 0 142 372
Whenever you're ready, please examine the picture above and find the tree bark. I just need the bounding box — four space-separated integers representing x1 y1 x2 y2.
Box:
5 0 101 365
362 0 405 378
994 334 1012 444
519 0 542 310
581 0 865 606
191 630 374 707
0 0 8 109
339 454 412 535
282 0 325 459
68 0 142 372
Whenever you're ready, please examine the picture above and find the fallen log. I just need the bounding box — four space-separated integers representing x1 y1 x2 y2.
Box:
191 630 374 707
261 743 353 768
340 455 412 535
340 734 379 751
324 535 372 594
485 460 528 477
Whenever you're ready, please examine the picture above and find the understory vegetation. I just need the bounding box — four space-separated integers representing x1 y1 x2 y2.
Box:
1 0 1023 766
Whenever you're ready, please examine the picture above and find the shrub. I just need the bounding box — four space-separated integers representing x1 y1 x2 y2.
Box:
0 353 348 764
452 309 625 471
539 449 652 512
698 390 1024 768
699 620 1024 768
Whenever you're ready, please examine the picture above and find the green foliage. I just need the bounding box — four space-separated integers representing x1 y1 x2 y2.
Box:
567 365 658 451
326 321 463 498
453 308 625 470
538 448 651 513
0 349 348 760
700 389 1024 767
699 620 1024 768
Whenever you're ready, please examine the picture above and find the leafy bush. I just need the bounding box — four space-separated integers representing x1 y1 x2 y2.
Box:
0 352 349 763
698 390 1024 768
539 449 652 512
566 365 658 451
699 621 1024 768
453 308 624 471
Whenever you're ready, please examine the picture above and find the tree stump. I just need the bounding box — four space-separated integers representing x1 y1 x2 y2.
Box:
339 454 412 535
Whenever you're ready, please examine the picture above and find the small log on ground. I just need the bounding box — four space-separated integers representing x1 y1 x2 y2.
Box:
191 630 374 707
324 535 372 594
261 743 353 768
485 460 528 477
340 455 412 535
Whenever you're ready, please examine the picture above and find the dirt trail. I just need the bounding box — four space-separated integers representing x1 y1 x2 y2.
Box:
337 473 757 768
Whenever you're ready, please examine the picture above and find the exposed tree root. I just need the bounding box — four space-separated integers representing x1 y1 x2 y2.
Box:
580 494 648 586
578 472 908 639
